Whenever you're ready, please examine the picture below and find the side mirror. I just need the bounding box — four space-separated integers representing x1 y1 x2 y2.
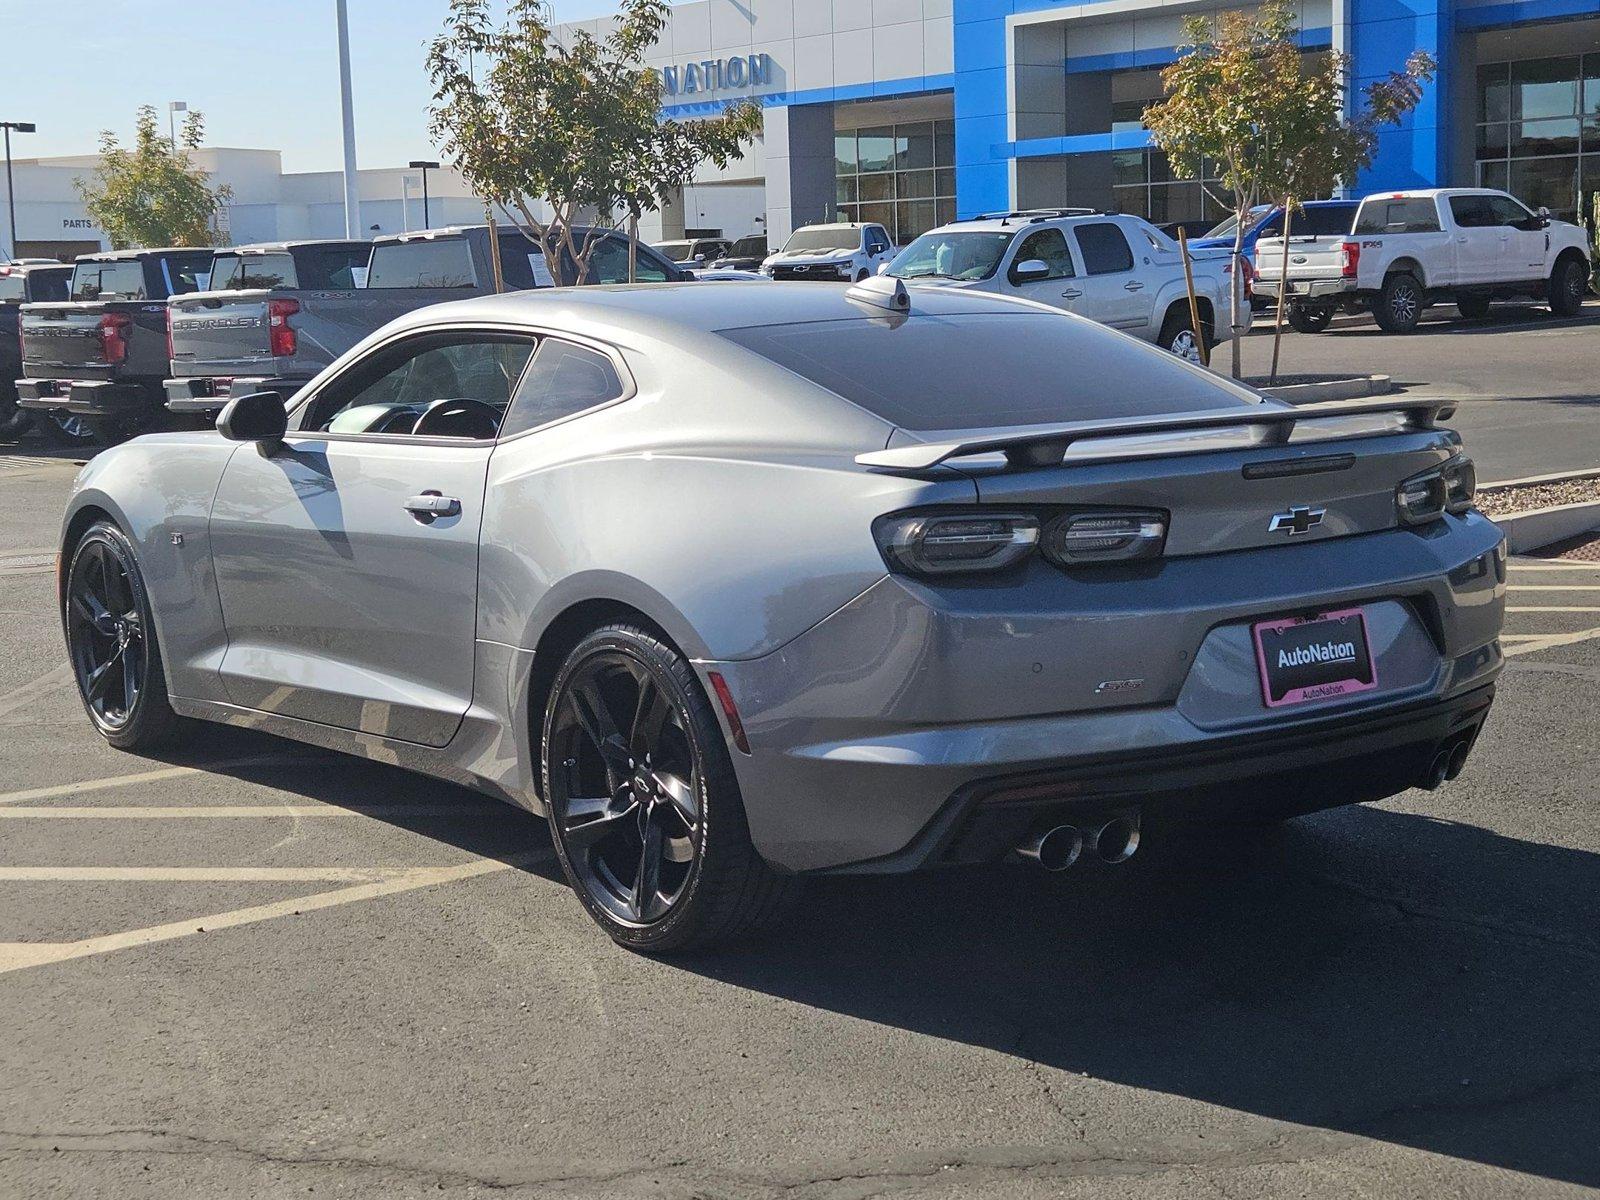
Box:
1011 258 1050 283
693 254 706 265
1537 206 1552 226
217 390 287 451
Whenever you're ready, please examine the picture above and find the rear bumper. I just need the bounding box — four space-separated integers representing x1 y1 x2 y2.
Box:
164 375 302 414
16 378 151 414
709 514 1506 874
1253 278 1353 301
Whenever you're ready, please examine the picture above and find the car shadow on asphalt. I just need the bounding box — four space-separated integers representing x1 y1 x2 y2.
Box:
128 727 1599 1187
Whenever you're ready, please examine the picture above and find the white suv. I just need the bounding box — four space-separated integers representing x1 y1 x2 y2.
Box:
885 210 1238 361
763 223 896 282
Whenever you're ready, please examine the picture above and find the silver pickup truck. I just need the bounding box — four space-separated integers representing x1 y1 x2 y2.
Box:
165 226 690 416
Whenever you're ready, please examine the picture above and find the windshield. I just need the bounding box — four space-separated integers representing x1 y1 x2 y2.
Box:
888 231 1013 282
1200 207 1271 239
728 236 766 257
655 241 696 262
782 227 859 254
721 312 1252 430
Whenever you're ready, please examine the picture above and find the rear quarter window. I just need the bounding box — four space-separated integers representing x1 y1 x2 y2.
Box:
367 238 477 288
297 247 369 289
211 253 298 290
721 312 1253 430
1354 198 1441 235
29 270 72 302
162 253 217 295
1074 223 1135 275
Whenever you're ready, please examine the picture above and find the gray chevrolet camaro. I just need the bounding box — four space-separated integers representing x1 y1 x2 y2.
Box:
57 278 1505 951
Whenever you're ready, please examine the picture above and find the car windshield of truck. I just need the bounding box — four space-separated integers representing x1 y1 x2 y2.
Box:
367 238 477 288
727 236 766 258
782 227 860 254
721 312 1253 430
655 241 695 262
888 231 1013 281
1201 207 1270 239
71 260 146 301
211 253 297 290
1354 198 1441 235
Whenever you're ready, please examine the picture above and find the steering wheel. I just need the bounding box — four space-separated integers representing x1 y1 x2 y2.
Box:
411 397 501 440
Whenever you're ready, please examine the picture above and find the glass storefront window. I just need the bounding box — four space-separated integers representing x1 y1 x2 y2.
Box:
857 127 896 173
859 173 895 202
1477 52 1600 220
899 127 935 170
836 176 858 204
1509 156 1580 214
1511 57 1580 120
835 132 858 175
1511 118 1580 156
836 116 958 245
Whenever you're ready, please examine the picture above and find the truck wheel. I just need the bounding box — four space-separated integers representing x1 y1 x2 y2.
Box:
1374 273 1424 333
1286 304 1333 334
1158 307 1212 364
1548 256 1587 318
32 411 98 448
1455 294 1492 320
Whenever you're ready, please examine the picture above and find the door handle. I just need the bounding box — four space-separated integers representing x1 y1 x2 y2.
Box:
1062 289 1083 299
1456 236 1468 243
404 492 462 523
1124 281 1145 291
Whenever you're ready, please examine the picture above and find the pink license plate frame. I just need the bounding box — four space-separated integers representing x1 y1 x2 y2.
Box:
1252 607 1378 708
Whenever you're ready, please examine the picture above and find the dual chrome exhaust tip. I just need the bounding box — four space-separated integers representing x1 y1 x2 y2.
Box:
1016 812 1141 872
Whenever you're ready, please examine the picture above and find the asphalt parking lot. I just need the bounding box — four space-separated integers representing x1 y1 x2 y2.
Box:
3 445 1600 1197
1238 299 1600 481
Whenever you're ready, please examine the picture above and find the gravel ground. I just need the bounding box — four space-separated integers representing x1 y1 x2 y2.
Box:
1476 475 1600 517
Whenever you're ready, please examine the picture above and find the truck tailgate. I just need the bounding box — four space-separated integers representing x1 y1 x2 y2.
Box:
168 290 274 375
19 302 109 375
1254 236 1346 283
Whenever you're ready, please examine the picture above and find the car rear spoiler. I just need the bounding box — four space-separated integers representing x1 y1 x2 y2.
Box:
855 397 1458 472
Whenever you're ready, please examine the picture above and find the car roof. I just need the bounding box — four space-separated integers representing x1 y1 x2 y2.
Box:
217 239 369 253
916 210 1130 235
75 247 214 263
791 222 869 231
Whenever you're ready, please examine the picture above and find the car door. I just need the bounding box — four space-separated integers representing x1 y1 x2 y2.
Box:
207 327 537 747
1447 195 1501 285
1067 221 1153 332
1004 226 1081 310
865 225 894 272
1488 194 1547 281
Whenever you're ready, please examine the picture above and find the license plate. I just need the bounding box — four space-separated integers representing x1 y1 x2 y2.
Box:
1253 608 1376 708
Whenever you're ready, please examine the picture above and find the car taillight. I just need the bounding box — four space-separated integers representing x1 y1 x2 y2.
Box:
1340 240 1360 278
1041 511 1168 565
98 312 132 364
165 308 175 360
268 298 299 357
873 512 1040 576
1397 455 1476 525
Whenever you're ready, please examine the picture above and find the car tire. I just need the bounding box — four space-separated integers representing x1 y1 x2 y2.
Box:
1454 294 1492 320
1286 303 1334 334
1158 307 1212 364
1373 272 1424 333
542 623 797 953
63 520 185 751
1548 256 1587 318
855 269 869 282
32 410 99 448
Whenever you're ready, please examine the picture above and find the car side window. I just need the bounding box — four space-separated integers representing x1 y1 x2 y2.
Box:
1354 199 1442 235
1011 228 1075 280
1487 195 1532 227
587 238 671 284
304 334 536 440
1073 222 1135 275
867 226 892 255
499 340 626 439
1450 196 1493 228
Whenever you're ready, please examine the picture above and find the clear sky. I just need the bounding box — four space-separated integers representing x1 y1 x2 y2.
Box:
4 0 625 173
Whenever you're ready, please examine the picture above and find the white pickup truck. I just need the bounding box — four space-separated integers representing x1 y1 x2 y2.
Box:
1253 188 1591 333
885 210 1236 363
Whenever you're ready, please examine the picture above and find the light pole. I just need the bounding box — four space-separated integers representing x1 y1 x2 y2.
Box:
408 160 439 228
167 101 187 150
2 121 35 260
334 0 361 239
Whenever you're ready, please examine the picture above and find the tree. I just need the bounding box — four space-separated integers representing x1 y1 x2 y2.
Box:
1143 0 1434 377
427 0 761 287
74 106 231 250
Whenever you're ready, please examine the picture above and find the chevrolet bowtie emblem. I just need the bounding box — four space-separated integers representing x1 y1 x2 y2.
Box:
1269 505 1326 536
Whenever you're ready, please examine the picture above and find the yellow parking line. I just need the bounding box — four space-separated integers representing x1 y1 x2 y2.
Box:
0 804 508 819
0 856 534 976
0 866 431 882
0 757 342 806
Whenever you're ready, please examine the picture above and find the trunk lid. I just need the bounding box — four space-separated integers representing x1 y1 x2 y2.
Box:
167 290 275 376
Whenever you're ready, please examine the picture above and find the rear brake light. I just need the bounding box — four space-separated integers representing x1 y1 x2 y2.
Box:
1397 455 1476 525
165 307 174 360
97 312 132 364
1042 511 1168 565
874 512 1040 576
1340 241 1360 278
268 297 299 357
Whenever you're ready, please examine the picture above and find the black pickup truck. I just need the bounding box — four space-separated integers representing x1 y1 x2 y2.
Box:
1 261 73 442
15 247 213 445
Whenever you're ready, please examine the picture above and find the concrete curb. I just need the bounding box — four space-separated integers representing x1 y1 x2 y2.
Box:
1492 500 1600 554
1481 466 1600 491
1256 374 1392 402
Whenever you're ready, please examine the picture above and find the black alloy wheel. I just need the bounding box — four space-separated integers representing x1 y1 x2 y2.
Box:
1374 272 1423 333
543 624 795 952
1550 257 1587 318
33 410 98 447
64 522 180 749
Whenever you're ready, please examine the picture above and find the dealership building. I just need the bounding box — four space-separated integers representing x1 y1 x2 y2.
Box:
571 0 1600 248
